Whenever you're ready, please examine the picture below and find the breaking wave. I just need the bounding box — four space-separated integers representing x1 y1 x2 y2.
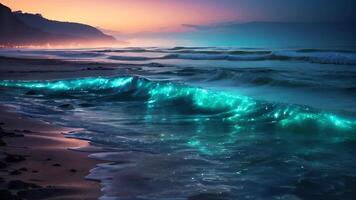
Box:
1 76 355 133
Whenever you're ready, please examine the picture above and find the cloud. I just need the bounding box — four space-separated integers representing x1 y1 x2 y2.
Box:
182 21 356 33
181 24 211 31
181 21 258 31
182 21 254 31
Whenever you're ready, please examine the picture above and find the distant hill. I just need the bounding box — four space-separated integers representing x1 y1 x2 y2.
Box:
0 3 52 46
0 3 117 47
14 12 116 43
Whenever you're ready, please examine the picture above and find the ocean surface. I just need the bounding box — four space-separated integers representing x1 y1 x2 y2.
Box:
0 47 356 200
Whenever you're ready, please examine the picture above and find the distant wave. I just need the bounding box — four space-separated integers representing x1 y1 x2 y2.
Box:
205 69 317 88
95 48 147 53
3 48 355 65
297 49 356 53
99 48 271 55
156 67 356 92
54 52 104 58
107 52 273 61
107 55 156 61
273 50 356 65
106 49 356 65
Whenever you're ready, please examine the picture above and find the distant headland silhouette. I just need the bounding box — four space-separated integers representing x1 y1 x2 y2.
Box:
0 3 117 47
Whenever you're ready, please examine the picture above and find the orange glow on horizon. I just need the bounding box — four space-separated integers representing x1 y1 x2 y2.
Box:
1 0 237 33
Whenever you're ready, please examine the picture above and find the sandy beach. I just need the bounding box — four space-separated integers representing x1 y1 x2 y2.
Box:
0 105 101 200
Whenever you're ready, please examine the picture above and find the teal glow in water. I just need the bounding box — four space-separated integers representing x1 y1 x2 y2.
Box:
0 77 133 91
1 76 355 135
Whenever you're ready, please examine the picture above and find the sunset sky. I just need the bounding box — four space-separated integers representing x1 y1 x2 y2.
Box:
2 0 356 34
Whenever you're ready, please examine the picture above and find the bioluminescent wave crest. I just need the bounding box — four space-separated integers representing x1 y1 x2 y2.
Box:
0 77 134 91
1 76 355 137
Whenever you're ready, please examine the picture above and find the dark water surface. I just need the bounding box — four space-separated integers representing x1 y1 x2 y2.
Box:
0 47 356 200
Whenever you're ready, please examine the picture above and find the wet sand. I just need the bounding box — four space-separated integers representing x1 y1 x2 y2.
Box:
0 105 101 200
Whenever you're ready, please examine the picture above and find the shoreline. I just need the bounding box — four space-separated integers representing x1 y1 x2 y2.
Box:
0 105 101 200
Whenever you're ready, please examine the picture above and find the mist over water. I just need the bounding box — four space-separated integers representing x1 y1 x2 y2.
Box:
121 22 356 49
0 47 356 200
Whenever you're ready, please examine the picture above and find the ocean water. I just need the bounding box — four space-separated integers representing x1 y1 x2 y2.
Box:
0 47 356 200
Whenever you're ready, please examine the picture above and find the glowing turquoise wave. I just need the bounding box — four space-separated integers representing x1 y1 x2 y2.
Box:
1 76 355 132
0 77 133 91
